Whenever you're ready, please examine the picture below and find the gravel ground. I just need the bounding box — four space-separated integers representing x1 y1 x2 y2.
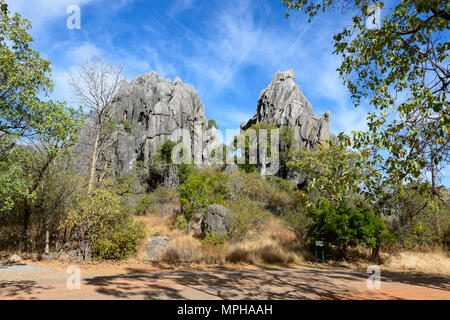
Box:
0 263 57 275
0 265 449 300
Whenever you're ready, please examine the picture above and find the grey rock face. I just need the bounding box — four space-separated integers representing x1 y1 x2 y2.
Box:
201 204 232 236
146 236 172 261
111 72 214 174
241 69 337 150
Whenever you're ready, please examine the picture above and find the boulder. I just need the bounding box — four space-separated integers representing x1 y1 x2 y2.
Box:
7 254 23 264
39 252 57 261
201 204 232 236
146 236 172 261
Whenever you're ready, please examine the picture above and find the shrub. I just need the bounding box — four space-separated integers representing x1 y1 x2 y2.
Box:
179 169 228 218
282 190 310 240
201 231 229 246
227 198 270 240
134 187 178 215
93 212 146 260
159 246 182 263
224 171 292 216
169 214 189 231
257 245 295 264
119 118 132 134
226 238 298 265
64 190 146 260
307 199 392 258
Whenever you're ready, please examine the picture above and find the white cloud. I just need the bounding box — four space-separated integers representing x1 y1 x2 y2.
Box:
67 42 102 64
15 0 366 136
170 0 196 14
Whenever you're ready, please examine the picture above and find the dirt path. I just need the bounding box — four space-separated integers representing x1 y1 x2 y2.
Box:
0 264 448 300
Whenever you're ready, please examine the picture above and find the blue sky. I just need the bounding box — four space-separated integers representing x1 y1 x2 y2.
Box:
6 0 449 185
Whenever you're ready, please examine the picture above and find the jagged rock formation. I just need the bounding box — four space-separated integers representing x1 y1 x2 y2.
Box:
241 69 337 150
111 72 213 174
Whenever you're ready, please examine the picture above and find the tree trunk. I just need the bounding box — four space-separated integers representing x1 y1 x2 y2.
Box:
18 153 56 252
370 243 381 264
431 160 441 236
19 202 31 252
44 219 50 254
87 131 100 194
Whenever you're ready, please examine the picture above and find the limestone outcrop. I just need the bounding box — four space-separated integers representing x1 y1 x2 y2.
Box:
241 69 337 150
111 72 213 173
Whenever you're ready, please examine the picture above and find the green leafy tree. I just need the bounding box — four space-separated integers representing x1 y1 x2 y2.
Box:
234 123 295 177
147 140 196 189
179 170 228 219
288 142 375 206
283 0 449 195
307 199 392 260
208 119 219 129
0 2 80 144
0 2 81 250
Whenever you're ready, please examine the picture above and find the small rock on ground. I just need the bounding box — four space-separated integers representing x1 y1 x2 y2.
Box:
146 237 172 261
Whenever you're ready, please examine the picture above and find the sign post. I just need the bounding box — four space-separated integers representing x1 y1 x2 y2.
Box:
315 241 324 264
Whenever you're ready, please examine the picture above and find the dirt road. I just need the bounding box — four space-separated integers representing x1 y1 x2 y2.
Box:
0 264 448 300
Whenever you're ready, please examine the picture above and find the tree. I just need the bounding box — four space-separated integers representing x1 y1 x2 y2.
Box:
0 2 81 250
208 119 219 129
233 123 295 177
287 142 374 207
70 58 123 194
0 2 80 145
283 0 449 196
307 198 391 260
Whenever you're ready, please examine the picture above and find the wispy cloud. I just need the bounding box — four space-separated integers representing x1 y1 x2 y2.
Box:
12 0 366 134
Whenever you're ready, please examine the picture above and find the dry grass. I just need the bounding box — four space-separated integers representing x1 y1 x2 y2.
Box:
225 219 303 265
135 214 174 237
27 212 450 275
226 238 300 265
133 213 304 267
384 249 450 275
266 219 301 251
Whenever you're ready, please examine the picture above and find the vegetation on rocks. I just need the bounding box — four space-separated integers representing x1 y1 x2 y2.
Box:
0 0 448 273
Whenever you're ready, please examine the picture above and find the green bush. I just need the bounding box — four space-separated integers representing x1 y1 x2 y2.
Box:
179 169 228 218
134 187 178 215
65 190 146 260
169 214 189 230
282 190 310 240
201 231 229 246
307 199 392 258
93 216 146 260
224 171 292 216
119 118 132 134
